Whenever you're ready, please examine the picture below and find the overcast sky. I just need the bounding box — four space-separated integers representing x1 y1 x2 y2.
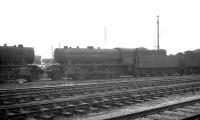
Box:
0 0 200 58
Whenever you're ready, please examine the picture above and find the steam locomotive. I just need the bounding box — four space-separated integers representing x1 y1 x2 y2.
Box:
46 46 200 80
0 44 43 83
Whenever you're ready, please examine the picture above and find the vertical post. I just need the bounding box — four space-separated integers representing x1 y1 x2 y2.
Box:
157 15 160 50
51 45 54 63
104 26 107 48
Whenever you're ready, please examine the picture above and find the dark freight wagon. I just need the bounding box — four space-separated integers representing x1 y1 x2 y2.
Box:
183 51 200 74
134 55 181 76
34 55 42 64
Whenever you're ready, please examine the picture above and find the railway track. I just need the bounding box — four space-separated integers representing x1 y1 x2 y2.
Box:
0 76 199 105
105 97 200 120
1 75 198 92
1 82 200 120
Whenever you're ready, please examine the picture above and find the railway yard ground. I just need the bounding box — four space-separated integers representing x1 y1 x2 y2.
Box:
0 75 199 90
65 92 200 120
1 75 200 120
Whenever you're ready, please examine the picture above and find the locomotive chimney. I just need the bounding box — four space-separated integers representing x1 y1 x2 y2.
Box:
64 46 68 49
87 46 94 49
18 44 23 48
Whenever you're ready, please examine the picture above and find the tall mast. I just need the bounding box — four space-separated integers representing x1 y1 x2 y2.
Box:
157 15 160 50
51 45 54 63
104 26 107 48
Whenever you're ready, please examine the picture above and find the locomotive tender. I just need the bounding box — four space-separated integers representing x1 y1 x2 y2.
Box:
47 46 200 80
0 44 43 83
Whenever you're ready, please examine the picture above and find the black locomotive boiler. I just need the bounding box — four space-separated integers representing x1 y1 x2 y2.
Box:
47 46 127 80
0 44 43 83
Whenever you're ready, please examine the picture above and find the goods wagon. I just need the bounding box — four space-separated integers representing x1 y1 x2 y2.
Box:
133 48 166 56
136 55 180 68
117 48 167 65
34 55 41 64
134 55 181 76
0 44 43 83
183 51 200 74
117 48 179 76
116 48 168 75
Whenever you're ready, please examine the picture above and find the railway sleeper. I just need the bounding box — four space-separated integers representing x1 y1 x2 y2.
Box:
185 106 200 111
38 112 54 120
77 102 89 107
100 104 112 109
109 97 124 104
175 108 200 114
194 102 200 107
111 101 124 106
88 106 99 111
1 109 30 120
90 100 112 108
74 109 87 114
148 114 180 120
60 110 73 117
150 94 162 99
34 97 45 101
120 96 131 100
162 110 186 119
168 110 192 118
141 95 153 101
62 103 76 109
133 99 145 103
123 100 134 104
18 97 32 103
91 100 103 105
52 103 62 110
1 100 12 105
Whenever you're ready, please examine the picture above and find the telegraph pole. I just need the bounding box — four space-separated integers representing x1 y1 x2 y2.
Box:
157 15 160 50
104 26 107 48
51 45 54 63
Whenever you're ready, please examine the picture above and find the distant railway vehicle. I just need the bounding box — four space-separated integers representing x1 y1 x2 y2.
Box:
183 51 200 74
0 44 43 83
42 58 54 65
34 55 41 64
46 46 200 80
50 46 126 80
118 48 180 76
2 44 199 82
